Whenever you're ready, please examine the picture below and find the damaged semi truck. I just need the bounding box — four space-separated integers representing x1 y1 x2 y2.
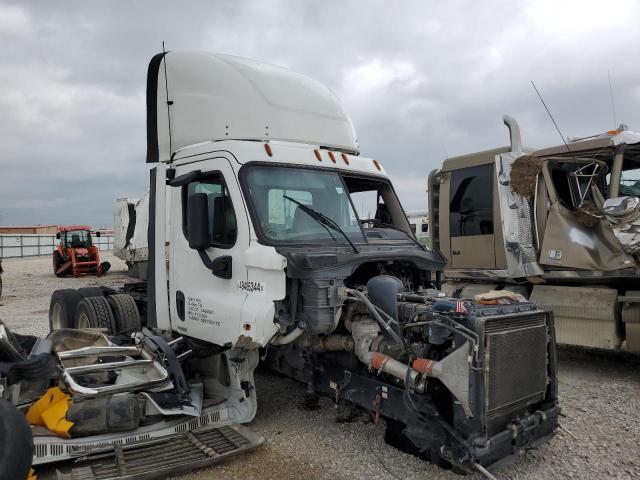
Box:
429 116 640 353
46 53 558 476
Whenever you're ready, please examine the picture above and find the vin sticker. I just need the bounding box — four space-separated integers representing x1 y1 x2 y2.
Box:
237 280 265 294
187 296 220 327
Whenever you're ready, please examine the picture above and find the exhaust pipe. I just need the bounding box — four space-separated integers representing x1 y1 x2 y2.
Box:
503 115 523 154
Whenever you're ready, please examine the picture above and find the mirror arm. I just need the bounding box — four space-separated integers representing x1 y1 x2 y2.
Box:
197 249 217 270
197 250 232 279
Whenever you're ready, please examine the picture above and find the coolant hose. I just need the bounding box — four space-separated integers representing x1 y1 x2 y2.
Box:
271 327 304 345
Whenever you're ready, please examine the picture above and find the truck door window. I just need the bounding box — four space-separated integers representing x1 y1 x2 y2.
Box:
449 164 493 237
183 176 237 248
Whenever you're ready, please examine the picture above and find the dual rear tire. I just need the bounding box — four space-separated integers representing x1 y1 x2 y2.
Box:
49 290 141 335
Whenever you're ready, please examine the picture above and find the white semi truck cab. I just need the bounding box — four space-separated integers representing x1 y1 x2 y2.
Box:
48 52 559 474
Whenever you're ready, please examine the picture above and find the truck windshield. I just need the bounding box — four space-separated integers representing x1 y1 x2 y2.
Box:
242 166 366 245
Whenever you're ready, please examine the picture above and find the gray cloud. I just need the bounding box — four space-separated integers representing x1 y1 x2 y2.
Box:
0 0 638 226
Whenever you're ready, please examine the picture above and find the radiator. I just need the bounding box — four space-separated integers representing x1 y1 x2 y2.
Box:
483 312 549 433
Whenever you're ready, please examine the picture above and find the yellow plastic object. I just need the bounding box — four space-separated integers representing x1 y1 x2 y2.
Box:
26 387 73 438
28 468 37 480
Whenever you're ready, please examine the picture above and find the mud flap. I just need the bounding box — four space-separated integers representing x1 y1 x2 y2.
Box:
53 424 263 479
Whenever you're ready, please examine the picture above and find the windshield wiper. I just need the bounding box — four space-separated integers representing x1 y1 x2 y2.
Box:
283 195 359 253
361 219 426 251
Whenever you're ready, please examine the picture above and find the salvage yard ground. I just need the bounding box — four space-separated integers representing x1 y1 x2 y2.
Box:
1 255 639 480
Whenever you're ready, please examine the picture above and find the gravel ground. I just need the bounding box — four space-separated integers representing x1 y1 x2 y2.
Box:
1 255 639 480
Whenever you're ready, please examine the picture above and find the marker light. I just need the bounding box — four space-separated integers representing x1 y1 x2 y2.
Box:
314 149 322 161
264 143 273 157
342 153 350 165
373 159 382 171
328 151 336 163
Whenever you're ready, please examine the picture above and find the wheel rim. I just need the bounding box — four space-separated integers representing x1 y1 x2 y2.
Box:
77 313 90 329
51 303 63 330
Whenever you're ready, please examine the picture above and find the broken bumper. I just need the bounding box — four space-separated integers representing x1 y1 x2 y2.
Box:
450 406 560 472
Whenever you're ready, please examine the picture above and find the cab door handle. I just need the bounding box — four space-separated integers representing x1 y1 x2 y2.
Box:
452 250 461 255
176 291 185 321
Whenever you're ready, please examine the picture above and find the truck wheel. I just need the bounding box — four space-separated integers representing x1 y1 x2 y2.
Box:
53 251 70 277
107 294 142 333
78 287 105 298
49 289 83 331
75 296 117 334
0 399 33 480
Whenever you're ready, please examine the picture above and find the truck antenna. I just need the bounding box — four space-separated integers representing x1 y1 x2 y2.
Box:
608 70 617 128
531 80 571 152
162 41 173 156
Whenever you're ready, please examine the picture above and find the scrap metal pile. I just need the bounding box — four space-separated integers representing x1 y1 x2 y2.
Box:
0 322 262 480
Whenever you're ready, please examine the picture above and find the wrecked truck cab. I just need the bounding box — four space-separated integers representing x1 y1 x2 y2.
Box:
429 116 640 353
45 52 558 476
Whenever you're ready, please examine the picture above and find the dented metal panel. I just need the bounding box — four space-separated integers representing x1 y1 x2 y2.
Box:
530 285 621 349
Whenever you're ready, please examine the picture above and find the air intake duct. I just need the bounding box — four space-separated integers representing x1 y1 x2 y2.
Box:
366 276 403 321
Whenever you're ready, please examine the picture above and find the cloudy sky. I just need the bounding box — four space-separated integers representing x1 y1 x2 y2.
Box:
1 0 639 227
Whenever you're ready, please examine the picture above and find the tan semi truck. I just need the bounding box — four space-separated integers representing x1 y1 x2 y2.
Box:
428 116 640 352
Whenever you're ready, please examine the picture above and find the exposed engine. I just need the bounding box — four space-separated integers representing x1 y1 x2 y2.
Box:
266 258 558 473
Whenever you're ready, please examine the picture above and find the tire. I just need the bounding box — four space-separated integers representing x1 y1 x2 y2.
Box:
53 251 70 277
49 289 83 331
78 287 104 298
0 399 33 480
107 294 142 334
74 296 117 334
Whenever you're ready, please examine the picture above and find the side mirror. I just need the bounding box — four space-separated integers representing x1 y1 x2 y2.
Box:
95 231 101 237
187 193 210 250
56 232 61 239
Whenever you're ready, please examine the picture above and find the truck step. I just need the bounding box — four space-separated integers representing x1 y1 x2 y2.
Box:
54 424 263 480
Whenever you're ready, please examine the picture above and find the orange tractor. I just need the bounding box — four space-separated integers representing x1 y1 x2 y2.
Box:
53 226 111 277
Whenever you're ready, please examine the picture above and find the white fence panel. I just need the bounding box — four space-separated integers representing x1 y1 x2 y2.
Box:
0 234 113 259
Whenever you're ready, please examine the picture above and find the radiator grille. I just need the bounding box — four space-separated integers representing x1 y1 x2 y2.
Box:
484 312 548 432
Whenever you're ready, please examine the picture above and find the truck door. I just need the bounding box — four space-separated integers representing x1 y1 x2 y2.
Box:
448 164 496 269
169 156 250 346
